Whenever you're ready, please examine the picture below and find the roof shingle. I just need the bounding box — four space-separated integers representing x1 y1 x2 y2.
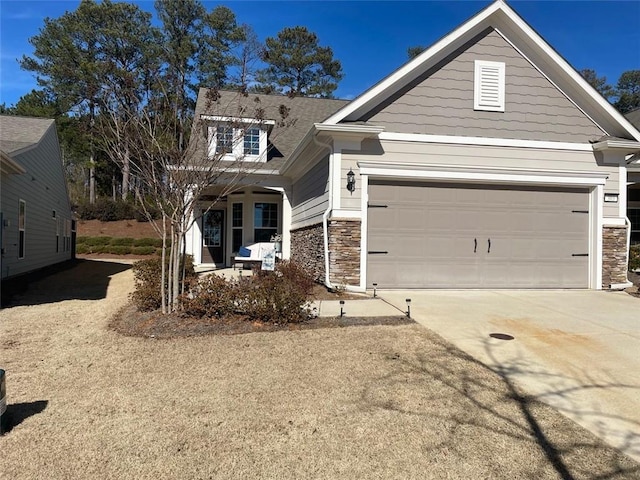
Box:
0 115 54 155
192 89 348 169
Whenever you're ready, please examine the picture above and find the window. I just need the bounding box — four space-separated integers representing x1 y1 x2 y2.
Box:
208 120 269 161
232 203 243 253
244 128 260 156
18 200 25 259
474 60 505 112
216 126 234 154
254 203 278 243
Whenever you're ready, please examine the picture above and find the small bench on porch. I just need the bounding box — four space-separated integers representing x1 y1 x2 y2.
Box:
233 243 276 270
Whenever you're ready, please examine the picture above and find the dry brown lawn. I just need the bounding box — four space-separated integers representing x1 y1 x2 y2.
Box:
1 260 638 479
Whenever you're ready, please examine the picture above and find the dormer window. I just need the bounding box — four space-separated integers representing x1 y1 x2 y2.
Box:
204 115 274 162
244 128 260 156
216 126 234 154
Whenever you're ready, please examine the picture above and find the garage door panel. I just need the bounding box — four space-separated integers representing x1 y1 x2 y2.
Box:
367 181 590 289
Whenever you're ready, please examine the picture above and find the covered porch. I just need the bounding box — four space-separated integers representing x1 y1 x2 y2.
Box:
185 184 291 268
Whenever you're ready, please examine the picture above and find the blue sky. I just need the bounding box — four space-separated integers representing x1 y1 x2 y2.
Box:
1 0 639 106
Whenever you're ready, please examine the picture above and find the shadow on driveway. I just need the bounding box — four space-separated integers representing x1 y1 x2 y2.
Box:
2 400 48 434
1 259 131 307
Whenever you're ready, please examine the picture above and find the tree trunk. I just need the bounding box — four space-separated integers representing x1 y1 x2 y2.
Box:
121 146 130 200
89 155 96 204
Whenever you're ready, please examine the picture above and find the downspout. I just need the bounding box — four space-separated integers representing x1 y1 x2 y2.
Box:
313 135 335 290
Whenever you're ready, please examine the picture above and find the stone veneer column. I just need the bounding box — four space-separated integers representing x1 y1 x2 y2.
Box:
602 225 629 288
290 224 325 282
328 219 361 287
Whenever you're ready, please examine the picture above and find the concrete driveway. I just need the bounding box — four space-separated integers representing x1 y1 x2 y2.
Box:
379 289 640 462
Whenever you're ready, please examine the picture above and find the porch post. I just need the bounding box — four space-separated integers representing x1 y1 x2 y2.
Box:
281 188 292 259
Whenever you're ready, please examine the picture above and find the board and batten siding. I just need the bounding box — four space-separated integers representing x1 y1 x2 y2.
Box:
343 139 619 217
1 125 73 279
362 28 605 143
291 155 330 227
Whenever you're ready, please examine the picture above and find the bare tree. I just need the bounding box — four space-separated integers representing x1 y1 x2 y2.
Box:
96 87 292 313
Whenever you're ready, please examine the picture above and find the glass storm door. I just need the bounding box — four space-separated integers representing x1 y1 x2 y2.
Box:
202 210 225 264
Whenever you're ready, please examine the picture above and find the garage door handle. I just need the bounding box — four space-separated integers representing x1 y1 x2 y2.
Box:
474 238 477 253
572 253 589 257
487 238 491 254
368 251 388 254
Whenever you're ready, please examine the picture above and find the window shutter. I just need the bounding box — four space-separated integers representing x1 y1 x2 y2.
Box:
474 60 505 112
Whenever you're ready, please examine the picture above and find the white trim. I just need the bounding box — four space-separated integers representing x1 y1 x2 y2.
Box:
378 132 593 151
592 185 604 289
592 138 640 153
330 210 362 220
314 123 385 137
602 217 627 227
474 60 505 112
359 174 369 292
357 161 608 187
200 115 275 126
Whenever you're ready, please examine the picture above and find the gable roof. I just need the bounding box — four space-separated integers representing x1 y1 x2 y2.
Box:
194 89 348 169
324 0 640 142
626 108 640 130
0 115 55 155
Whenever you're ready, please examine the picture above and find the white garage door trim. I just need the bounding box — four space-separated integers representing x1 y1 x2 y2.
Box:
358 162 607 291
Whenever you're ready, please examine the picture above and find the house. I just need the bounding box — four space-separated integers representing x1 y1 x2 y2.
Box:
625 108 640 245
0 115 74 280
186 0 640 291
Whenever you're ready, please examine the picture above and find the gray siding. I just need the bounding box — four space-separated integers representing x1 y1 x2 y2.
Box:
1 126 73 279
291 155 330 226
364 29 605 142
344 139 620 217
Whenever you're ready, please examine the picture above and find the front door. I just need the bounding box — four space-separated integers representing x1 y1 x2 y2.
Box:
202 210 225 264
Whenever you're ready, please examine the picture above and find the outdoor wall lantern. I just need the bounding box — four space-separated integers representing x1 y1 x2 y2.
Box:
604 193 619 203
346 169 356 194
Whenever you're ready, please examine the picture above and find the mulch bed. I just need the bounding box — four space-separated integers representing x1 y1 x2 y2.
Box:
626 270 640 298
110 302 413 339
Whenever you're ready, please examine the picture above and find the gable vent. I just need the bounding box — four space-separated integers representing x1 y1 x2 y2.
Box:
474 60 505 112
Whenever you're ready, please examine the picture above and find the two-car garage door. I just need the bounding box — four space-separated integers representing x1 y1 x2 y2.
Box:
367 181 590 288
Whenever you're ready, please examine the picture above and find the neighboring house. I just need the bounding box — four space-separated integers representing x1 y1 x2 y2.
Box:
0 115 74 280
625 108 640 245
186 0 640 291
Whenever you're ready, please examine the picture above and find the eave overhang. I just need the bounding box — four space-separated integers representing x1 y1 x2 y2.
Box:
200 114 276 133
1 150 26 175
280 123 385 176
591 139 640 154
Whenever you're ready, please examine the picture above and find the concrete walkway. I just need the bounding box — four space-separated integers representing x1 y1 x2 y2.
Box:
378 289 640 462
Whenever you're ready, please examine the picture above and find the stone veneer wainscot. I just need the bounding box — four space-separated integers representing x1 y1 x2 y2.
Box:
602 225 629 288
291 223 325 282
328 219 361 287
